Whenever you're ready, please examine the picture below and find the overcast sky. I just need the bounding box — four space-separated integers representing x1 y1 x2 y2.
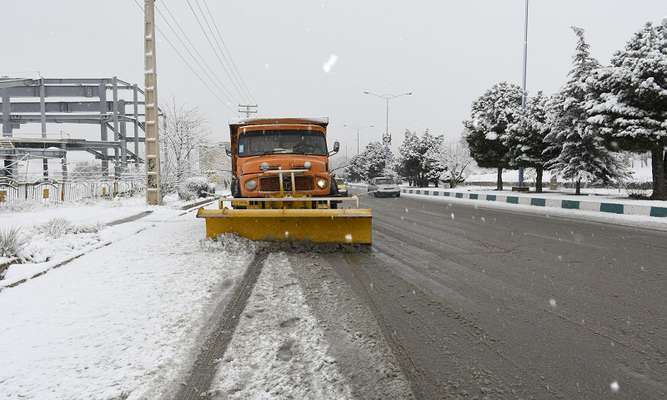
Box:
2 0 665 155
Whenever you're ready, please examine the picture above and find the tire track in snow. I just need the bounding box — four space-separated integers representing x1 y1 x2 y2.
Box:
174 250 268 400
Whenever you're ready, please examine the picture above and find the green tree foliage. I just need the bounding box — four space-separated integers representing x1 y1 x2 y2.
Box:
463 82 523 190
344 142 393 182
586 20 667 199
396 129 445 187
505 92 552 192
546 27 629 195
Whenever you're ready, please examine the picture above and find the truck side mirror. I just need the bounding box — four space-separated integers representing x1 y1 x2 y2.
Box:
224 144 232 157
330 141 340 155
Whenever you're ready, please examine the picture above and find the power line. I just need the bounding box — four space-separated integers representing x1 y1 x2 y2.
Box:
131 0 235 113
157 0 238 104
185 0 248 102
197 0 256 104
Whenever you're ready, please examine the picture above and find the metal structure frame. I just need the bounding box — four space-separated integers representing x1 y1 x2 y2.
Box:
0 77 149 180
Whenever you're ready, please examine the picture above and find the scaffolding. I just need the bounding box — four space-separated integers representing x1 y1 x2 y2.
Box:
0 77 151 180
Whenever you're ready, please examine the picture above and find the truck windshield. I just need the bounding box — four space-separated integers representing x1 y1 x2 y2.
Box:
374 178 394 185
238 130 327 156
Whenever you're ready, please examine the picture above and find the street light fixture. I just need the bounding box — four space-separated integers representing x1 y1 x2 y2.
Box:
363 90 413 146
343 123 375 156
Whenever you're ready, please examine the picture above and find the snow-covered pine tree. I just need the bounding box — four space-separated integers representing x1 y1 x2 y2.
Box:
344 141 392 182
396 129 445 187
505 92 552 192
463 82 523 190
586 20 667 199
545 27 629 195
344 153 367 182
396 130 421 186
421 130 446 187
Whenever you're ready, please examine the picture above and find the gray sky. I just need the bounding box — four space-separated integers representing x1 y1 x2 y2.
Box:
2 0 665 155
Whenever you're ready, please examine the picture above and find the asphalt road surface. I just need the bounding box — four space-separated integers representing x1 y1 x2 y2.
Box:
319 190 667 400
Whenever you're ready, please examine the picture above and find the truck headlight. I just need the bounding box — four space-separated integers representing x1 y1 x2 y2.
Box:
316 178 327 189
303 161 312 169
245 179 257 191
260 162 270 171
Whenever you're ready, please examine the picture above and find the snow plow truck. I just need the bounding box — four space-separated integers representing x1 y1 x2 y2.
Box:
196 117 372 244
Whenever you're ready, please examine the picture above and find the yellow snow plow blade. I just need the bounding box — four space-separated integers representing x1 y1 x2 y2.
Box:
196 208 372 244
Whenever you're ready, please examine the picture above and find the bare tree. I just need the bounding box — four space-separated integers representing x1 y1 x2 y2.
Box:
161 99 206 191
441 139 473 188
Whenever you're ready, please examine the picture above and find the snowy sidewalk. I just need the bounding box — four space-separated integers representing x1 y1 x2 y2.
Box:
0 211 255 400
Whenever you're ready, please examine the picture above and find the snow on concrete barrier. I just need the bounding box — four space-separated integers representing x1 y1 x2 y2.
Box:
402 188 667 219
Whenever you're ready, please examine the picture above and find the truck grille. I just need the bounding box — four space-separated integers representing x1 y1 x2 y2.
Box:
259 176 313 192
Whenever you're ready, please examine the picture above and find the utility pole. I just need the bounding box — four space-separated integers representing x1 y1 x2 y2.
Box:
517 0 529 189
144 0 161 205
344 124 374 156
238 104 258 118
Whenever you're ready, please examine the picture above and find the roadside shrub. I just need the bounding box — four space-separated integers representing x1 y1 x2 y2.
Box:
34 218 101 238
178 177 212 200
36 218 72 238
624 181 652 200
0 227 25 258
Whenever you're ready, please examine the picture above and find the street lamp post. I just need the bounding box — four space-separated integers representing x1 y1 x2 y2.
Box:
343 123 375 155
363 90 413 147
518 0 529 189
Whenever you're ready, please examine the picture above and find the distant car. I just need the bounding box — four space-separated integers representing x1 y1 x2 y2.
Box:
335 178 349 197
368 177 400 198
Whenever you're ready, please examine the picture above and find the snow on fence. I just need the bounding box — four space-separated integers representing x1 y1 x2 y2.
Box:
0 177 144 205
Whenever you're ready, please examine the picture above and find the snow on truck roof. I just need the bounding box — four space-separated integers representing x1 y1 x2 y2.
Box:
230 117 329 127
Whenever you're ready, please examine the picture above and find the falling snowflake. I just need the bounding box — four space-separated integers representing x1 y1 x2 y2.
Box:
284 231 289 238
557 255 563 261
264 63 270 70
322 54 338 73
404 208 409 213
549 298 557 308
450 213 455 220
345 233 353 242
610 381 620 393
480 217 486 223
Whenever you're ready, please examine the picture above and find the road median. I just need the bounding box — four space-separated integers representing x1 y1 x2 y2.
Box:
402 187 667 220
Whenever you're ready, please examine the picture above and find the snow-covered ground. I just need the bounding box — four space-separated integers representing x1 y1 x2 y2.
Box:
0 194 221 286
1 197 156 287
211 252 353 399
0 197 150 229
0 204 254 400
466 163 653 184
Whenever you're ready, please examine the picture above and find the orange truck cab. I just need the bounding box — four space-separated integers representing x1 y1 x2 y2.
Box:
228 117 340 199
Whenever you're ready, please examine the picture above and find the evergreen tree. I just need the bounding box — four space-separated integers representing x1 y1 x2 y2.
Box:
396 129 445 187
463 82 523 190
344 141 392 182
586 20 667 199
505 92 552 192
396 130 421 186
545 27 628 194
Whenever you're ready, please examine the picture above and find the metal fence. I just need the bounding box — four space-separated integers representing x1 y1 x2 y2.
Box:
0 177 144 204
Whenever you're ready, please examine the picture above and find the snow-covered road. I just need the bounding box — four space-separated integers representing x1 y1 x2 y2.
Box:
0 211 254 400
